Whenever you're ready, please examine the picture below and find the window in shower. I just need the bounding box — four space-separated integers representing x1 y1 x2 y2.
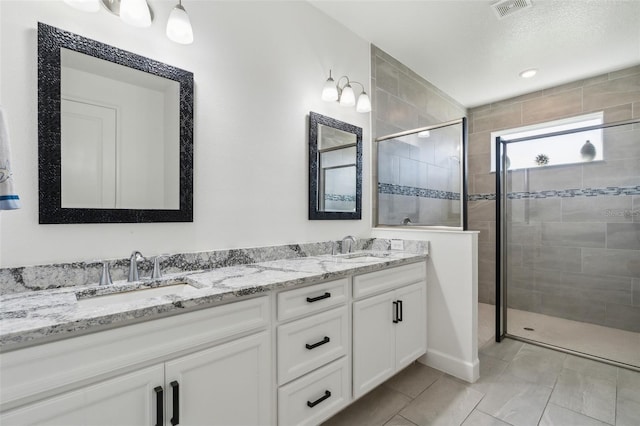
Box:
375 118 466 229
490 112 604 172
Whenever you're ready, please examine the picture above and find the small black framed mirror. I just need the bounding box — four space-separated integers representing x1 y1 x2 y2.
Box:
308 112 362 220
38 23 194 224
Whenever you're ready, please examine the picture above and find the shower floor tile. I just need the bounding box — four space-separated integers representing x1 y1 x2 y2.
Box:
495 304 640 368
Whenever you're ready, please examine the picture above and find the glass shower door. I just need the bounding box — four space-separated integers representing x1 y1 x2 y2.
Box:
498 118 640 369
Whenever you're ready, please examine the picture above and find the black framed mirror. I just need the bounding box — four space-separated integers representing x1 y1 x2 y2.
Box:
308 112 362 220
38 23 194 224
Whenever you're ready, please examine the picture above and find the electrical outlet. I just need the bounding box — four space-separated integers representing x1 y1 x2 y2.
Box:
390 239 404 250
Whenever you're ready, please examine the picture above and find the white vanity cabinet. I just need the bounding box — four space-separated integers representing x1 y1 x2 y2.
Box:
164 331 271 426
276 278 351 426
0 296 271 426
352 263 427 398
0 364 164 426
0 257 428 426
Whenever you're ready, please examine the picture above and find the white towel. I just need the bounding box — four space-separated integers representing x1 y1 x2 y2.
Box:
0 106 21 210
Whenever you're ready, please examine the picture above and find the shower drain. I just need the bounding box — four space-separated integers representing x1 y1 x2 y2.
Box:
524 327 535 331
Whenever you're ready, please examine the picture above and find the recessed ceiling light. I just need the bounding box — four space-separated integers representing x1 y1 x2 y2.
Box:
519 68 538 79
417 130 431 138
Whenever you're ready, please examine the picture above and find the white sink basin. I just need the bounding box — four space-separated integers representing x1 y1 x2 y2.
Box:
77 283 199 308
340 256 385 262
334 252 391 262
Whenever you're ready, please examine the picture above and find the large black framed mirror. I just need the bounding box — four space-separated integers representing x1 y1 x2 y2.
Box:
308 112 362 220
38 23 194 224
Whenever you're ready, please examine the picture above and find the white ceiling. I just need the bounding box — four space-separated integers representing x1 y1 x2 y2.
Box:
309 0 640 108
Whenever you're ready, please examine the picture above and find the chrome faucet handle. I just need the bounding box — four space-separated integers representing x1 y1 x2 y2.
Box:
98 260 113 286
151 254 170 279
128 251 145 282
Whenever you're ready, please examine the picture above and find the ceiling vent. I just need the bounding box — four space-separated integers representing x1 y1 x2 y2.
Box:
492 0 533 19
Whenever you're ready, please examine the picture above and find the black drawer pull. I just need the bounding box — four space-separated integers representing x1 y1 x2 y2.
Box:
170 380 180 425
307 390 331 408
306 336 330 350
398 300 403 322
307 292 331 303
392 301 399 323
154 386 163 426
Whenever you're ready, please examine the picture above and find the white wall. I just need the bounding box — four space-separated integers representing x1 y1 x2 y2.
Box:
0 0 371 267
372 227 480 383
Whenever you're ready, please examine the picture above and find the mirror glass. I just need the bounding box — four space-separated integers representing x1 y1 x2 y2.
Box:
61 48 180 210
309 112 362 220
38 23 194 223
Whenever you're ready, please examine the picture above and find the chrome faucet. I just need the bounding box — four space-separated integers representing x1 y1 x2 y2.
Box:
128 251 145 282
341 235 357 254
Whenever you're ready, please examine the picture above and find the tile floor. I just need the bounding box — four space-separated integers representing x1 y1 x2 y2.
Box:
322 304 640 426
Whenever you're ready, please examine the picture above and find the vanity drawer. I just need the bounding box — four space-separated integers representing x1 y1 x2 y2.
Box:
277 306 348 385
277 278 348 321
353 262 426 299
278 357 350 426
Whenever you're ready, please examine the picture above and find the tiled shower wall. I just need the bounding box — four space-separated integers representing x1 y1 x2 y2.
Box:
371 45 467 226
468 65 640 332
377 127 462 226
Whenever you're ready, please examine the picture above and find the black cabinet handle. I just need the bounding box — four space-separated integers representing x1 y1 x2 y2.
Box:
307 292 331 303
398 300 403 322
307 390 331 408
170 381 180 426
306 336 330 350
392 301 399 323
154 386 163 426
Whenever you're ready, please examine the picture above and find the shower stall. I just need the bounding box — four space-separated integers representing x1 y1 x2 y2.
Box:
375 118 467 229
496 117 640 369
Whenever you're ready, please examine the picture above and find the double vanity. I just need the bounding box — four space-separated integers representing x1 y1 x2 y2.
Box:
0 243 428 426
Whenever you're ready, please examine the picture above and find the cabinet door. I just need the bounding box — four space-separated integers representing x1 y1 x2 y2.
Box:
165 331 271 426
0 364 164 426
352 291 396 398
395 282 427 369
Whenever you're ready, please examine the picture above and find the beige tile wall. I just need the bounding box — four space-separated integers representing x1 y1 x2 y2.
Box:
371 45 467 226
468 65 640 332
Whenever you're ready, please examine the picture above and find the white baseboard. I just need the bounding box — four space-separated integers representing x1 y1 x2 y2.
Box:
417 348 479 383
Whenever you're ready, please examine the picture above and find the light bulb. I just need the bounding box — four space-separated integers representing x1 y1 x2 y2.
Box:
63 0 101 12
356 92 371 113
120 0 152 28
322 75 338 102
166 2 194 44
339 84 355 107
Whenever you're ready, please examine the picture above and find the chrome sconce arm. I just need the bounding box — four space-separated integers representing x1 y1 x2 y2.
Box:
321 70 371 113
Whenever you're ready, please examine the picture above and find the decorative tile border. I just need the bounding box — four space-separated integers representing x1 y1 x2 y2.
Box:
379 183 461 201
468 193 496 201
468 185 640 201
325 194 357 202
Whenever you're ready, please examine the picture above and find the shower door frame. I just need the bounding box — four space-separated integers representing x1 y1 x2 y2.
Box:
373 117 468 231
495 118 640 370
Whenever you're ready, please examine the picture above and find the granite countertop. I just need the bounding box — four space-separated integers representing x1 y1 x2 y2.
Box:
0 251 426 350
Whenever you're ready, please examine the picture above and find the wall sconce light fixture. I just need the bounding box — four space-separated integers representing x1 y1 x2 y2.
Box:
166 0 194 44
63 0 194 44
321 70 371 113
